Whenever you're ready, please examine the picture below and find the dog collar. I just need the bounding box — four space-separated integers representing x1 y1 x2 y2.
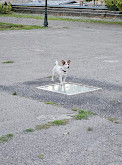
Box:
61 68 67 73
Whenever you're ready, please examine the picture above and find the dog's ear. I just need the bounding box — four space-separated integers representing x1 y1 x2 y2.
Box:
62 60 65 65
67 60 71 65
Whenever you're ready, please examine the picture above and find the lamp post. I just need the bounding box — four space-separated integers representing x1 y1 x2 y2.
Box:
44 0 48 27
93 0 95 6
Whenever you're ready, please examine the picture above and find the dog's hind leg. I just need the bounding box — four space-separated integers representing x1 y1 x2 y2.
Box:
52 69 55 82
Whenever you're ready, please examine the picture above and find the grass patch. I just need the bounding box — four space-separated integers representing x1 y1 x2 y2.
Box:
63 26 69 29
72 107 78 111
0 13 44 20
0 134 14 143
79 110 95 115
12 92 17 95
1 13 122 24
108 117 120 124
51 119 69 126
46 75 55 78
45 101 61 107
75 109 95 120
45 101 60 107
25 128 34 132
46 76 52 78
45 102 55 105
87 127 93 131
38 154 44 159
49 17 122 24
75 113 89 120
2 61 14 63
0 22 45 31
36 119 69 130
35 123 52 130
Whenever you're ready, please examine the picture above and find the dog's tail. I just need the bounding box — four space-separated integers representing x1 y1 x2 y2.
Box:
55 60 58 66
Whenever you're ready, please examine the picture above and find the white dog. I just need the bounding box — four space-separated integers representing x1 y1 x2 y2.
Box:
52 60 71 84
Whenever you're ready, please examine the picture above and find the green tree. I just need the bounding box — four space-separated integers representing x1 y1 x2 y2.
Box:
0 2 12 14
117 0 122 11
104 0 118 11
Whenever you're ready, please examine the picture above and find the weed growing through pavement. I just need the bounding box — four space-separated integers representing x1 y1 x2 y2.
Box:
2 61 14 63
63 27 69 29
35 119 69 130
25 128 34 132
46 76 52 78
0 134 14 143
75 110 95 120
46 75 55 78
51 119 69 126
12 92 17 95
72 107 78 111
108 117 120 124
35 123 52 130
38 154 44 159
87 127 93 131
45 101 61 107
45 102 56 105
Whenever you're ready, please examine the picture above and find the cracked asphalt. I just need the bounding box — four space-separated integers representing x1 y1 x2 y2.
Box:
0 15 122 165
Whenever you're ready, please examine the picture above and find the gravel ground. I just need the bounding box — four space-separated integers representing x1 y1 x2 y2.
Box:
0 116 122 165
0 15 122 165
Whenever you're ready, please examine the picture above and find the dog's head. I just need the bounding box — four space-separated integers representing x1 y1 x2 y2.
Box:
62 60 71 69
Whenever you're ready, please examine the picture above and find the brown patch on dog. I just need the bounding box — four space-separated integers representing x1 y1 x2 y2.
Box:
67 60 71 65
62 60 65 65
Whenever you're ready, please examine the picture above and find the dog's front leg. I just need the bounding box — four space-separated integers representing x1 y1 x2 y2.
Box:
63 74 67 83
59 75 63 85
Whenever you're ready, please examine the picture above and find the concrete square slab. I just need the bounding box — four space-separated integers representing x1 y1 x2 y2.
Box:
36 82 101 95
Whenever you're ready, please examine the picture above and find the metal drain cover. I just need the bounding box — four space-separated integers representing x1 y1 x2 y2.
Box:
36 82 101 95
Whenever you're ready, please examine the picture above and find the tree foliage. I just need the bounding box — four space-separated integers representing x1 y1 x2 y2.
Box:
104 0 122 11
0 1 12 14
